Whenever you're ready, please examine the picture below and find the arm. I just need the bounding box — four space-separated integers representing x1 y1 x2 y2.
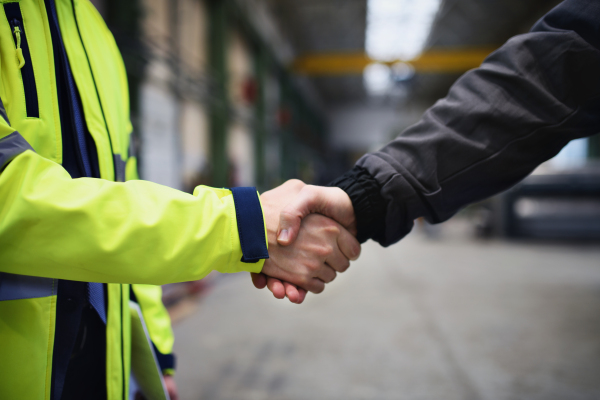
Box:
0 126 356 294
0 129 267 284
261 0 600 301
345 0 600 246
279 0 600 248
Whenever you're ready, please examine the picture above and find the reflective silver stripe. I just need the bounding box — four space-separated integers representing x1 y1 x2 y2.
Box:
0 96 9 125
0 131 34 171
114 154 126 182
0 272 56 301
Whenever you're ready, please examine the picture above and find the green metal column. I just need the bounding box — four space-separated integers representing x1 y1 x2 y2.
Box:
208 0 229 187
253 46 267 190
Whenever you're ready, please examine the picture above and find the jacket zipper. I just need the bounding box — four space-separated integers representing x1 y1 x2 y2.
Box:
5 7 39 118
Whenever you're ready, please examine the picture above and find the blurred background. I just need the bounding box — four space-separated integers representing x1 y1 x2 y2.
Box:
90 0 600 398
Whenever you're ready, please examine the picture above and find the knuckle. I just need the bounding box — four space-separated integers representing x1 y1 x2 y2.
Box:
327 226 341 237
323 220 340 235
298 275 310 286
280 208 300 222
321 244 335 257
303 184 316 195
307 260 321 272
287 179 304 188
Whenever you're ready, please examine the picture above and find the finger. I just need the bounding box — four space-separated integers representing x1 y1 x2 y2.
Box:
283 281 301 303
285 284 308 304
297 287 307 303
315 264 337 283
325 246 351 273
277 186 322 246
266 277 286 299
251 272 267 289
337 226 362 261
307 278 326 294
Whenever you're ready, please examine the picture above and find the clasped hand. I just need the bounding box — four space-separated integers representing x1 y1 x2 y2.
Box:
252 180 360 304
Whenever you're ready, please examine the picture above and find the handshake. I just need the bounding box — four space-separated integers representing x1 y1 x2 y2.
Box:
252 180 361 304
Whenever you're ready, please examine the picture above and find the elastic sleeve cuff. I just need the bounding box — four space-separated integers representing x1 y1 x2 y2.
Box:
152 342 176 372
230 187 269 263
329 166 387 243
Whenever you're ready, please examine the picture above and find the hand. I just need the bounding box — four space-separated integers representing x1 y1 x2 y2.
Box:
252 180 360 303
263 213 359 292
163 375 178 400
251 272 308 304
253 184 359 302
251 179 307 303
277 185 357 245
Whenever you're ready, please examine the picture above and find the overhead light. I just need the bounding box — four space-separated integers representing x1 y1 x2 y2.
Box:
391 61 415 82
365 0 442 62
363 63 392 96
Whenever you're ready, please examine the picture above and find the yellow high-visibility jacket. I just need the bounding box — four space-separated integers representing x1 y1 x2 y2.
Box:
0 0 268 398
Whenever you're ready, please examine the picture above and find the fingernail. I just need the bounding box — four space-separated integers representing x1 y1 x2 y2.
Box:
352 245 360 260
278 229 289 242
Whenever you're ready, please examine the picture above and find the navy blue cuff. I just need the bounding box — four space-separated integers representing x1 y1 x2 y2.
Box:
230 187 269 263
152 343 176 371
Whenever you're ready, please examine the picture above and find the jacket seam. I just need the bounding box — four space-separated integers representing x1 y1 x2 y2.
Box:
373 153 442 220
438 106 580 188
371 104 580 199
369 152 441 199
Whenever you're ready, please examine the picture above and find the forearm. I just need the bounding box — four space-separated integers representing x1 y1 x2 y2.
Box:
334 0 600 246
0 149 267 284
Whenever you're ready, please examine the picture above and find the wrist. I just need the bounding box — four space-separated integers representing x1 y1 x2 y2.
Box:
329 166 386 243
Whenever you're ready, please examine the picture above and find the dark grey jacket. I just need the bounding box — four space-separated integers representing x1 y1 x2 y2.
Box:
333 0 600 246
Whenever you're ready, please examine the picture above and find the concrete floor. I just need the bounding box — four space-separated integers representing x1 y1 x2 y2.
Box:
172 220 600 400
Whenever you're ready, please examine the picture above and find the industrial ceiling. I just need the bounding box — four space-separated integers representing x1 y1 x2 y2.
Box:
265 0 562 107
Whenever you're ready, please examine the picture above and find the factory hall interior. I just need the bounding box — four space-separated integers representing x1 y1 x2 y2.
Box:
1 0 600 399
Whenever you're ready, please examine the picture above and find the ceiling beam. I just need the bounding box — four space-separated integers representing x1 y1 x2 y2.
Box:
291 47 498 75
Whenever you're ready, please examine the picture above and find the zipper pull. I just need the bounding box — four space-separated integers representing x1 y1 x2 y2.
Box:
13 25 25 69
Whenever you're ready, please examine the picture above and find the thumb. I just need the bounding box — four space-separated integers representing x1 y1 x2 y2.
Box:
277 186 325 246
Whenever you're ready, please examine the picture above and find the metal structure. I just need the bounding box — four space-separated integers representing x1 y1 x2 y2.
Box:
266 0 563 105
96 0 598 190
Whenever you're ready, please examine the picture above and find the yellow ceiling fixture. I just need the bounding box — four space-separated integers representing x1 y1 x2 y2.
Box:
292 47 498 76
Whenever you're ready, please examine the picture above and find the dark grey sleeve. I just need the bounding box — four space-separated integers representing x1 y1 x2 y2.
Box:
334 0 600 247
